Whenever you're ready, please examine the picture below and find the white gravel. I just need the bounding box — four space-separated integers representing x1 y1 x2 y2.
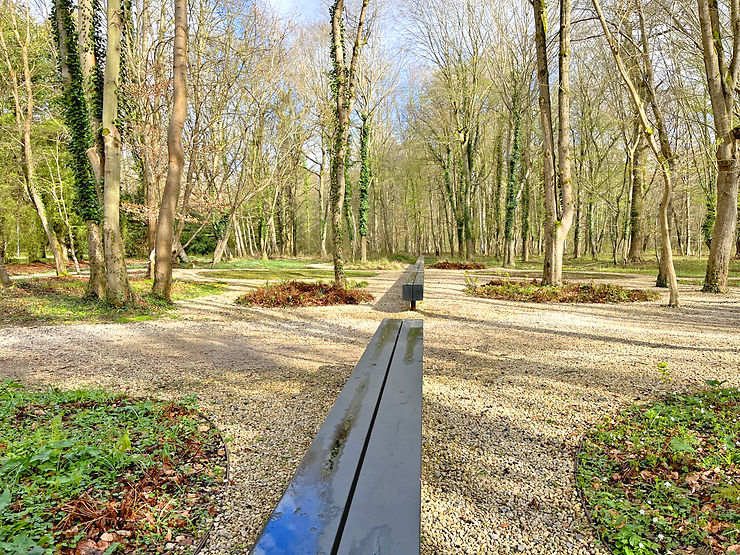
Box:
0 268 738 554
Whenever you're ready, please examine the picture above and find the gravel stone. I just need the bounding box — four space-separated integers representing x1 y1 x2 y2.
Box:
1 268 738 554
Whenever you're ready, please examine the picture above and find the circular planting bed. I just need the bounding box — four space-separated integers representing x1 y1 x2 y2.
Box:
235 280 373 307
466 279 659 303
0 381 227 554
577 385 740 555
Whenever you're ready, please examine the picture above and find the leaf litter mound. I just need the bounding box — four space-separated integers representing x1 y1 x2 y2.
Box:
235 280 374 308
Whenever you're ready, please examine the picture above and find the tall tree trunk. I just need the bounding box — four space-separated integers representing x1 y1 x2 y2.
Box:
542 0 575 286
53 0 108 297
697 0 740 291
358 112 371 262
153 0 187 300
533 0 558 281
0 217 11 287
102 0 132 305
329 0 368 286
503 98 522 268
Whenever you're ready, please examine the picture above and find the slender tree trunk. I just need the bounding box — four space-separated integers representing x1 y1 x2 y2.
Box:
0 13 66 276
0 217 11 287
102 0 132 305
593 0 678 305
628 131 646 262
503 98 522 268
153 0 187 299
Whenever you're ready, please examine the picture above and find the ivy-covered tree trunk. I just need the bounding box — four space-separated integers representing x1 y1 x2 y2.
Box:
358 112 371 262
52 0 107 298
503 101 522 268
153 0 187 300
628 130 646 262
101 0 132 306
329 0 368 287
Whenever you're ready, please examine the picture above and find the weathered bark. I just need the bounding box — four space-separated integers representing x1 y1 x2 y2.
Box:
85 221 106 298
533 0 558 282
697 0 740 291
101 0 132 305
153 0 188 300
540 0 575 285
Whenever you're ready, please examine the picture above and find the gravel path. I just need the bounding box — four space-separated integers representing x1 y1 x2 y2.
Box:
1 268 739 554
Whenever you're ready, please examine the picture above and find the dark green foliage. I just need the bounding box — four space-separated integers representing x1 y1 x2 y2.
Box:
358 114 371 238
344 134 354 243
703 192 716 248
87 0 106 126
504 104 522 243
50 0 100 223
577 386 740 555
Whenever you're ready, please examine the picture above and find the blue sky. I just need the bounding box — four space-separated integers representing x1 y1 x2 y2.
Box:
268 0 325 22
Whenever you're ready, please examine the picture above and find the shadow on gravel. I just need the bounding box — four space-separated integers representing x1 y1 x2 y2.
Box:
372 266 413 313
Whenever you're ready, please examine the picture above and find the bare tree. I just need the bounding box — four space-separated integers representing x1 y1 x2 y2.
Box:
592 0 680 306
153 0 188 299
0 0 66 276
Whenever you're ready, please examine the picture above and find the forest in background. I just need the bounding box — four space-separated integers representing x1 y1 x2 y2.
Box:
1 0 739 306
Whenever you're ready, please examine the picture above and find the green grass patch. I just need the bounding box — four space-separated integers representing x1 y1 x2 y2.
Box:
190 257 321 270
466 278 660 303
0 381 226 554
0 277 228 326
577 385 740 555
201 269 378 281
235 280 373 307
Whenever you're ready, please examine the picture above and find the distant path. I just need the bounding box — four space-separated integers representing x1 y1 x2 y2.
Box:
1 269 738 554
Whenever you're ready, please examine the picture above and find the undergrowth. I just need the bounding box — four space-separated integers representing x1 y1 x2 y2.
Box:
467 278 659 303
577 383 740 555
0 381 226 554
